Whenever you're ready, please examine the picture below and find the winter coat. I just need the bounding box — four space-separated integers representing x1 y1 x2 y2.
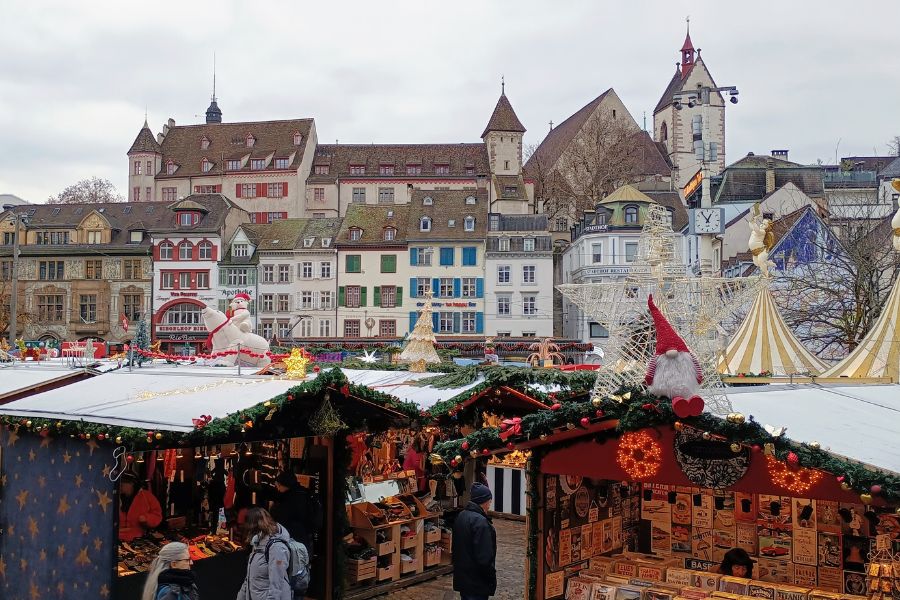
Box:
452 501 497 596
119 489 163 541
237 524 292 600
155 568 200 600
271 488 312 549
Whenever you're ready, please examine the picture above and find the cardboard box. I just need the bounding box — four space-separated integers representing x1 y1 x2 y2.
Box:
400 559 417 574
638 565 667 582
719 577 752 595
666 568 696 587
773 585 811 600
591 584 619 600
807 593 842 600
748 582 777 600
616 562 639 579
424 547 441 567
567 578 595 600
694 573 723 592
646 587 679 600
711 593 743 600
615 585 645 600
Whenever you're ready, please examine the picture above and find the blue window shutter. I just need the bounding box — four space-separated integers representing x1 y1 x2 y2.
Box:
463 247 476 266
432 312 439 332
475 278 484 298
409 278 417 298
475 312 484 334
409 311 418 332
432 278 440 297
440 247 454 266
453 312 461 333
453 278 461 298
410 248 418 266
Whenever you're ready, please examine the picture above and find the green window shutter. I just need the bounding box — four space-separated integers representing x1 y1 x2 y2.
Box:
381 254 396 273
396 286 403 307
338 286 345 307
249 269 257 284
360 287 367 307
353 255 362 273
374 286 381 307
346 255 361 273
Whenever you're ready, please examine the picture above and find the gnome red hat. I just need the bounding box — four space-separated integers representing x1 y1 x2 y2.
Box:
233 292 251 302
648 294 689 354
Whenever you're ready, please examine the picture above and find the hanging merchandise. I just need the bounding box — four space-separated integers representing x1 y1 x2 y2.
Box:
674 426 750 488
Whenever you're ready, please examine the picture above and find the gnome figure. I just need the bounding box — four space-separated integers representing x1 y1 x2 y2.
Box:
644 294 704 418
229 293 253 333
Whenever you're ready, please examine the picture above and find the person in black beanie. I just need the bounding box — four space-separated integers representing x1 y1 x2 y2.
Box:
270 472 313 549
452 483 497 600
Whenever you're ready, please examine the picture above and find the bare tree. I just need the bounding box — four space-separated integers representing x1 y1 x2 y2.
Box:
771 201 898 358
0 280 35 337
47 177 125 204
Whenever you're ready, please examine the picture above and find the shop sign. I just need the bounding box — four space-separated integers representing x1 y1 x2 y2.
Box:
416 301 477 308
580 266 631 277
156 325 206 333
583 224 609 234
683 169 703 198
221 287 254 298
684 558 717 571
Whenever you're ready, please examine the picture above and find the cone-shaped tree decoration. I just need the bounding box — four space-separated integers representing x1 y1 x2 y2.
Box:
399 291 442 372
309 395 346 436
130 318 151 366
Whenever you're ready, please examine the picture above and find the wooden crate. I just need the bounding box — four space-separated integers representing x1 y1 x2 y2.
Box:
377 563 398 581
425 547 441 567
401 532 420 550
377 539 396 555
425 528 441 543
401 558 418 574
347 558 377 583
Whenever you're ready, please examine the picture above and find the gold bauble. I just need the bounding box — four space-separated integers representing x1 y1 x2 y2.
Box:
726 413 746 425
860 493 873 505
263 401 271 408
115 436 123 444
730 443 742 453
454 455 462 463
702 432 712 440
540 434 547 440
591 396 602 408
840 482 851 491
470 451 478 458
566 423 575 430
809 441 821 450
25 420 32 428
85 433 91 440
674 422 683 431
155 432 163 440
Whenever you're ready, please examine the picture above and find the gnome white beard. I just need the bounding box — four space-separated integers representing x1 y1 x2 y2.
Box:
648 352 700 399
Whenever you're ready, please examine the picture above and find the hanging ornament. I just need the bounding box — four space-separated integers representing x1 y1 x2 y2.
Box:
860 493 873 504
840 482 852 491
309 396 346 436
580 417 590 427
730 443 742 453
808 441 821 450
115 436 123 444
616 430 663 479
506 442 514 450
481 448 490 456
550 403 562 411
786 451 799 466
871 485 882 495
461 441 469 451
726 413 746 425
155 432 163 440
591 396 602 408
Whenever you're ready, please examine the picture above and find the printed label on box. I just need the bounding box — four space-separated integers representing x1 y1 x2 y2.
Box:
546 570 565 599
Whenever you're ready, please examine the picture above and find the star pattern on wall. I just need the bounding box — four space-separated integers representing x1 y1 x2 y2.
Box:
57 495 70 516
94 491 111 514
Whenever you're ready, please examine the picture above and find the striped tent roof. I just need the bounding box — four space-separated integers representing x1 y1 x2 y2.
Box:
822 274 900 381
719 287 828 375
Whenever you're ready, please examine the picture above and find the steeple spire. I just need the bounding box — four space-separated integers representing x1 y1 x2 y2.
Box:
681 16 695 74
501 74 505 95
205 52 222 124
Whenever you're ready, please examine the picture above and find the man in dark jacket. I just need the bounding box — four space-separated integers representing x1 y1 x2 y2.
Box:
452 483 497 599
270 472 313 549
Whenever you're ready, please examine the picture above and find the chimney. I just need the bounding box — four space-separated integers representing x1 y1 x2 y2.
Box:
765 158 776 194
476 174 489 190
771 149 789 161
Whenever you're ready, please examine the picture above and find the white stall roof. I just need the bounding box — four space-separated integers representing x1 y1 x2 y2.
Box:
0 364 89 399
727 383 900 474
0 367 482 432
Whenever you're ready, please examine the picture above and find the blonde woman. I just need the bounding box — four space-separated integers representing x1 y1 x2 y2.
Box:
141 542 199 600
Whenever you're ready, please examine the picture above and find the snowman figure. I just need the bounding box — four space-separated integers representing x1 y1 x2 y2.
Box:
229 293 253 334
644 294 705 418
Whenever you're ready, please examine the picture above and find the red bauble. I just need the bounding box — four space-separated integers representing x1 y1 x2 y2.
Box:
871 484 882 494
580 417 590 427
596 410 604 418
550 403 562 411
126 454 135 464
482 448 490 456
506 442 514 450
787 451 799 466
450 459 458 468
461 441 469 451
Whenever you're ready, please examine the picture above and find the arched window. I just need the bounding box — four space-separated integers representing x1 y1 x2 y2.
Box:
420 216 432 232
178 241 193 260
464 216 475 232
383 227 396 241
422 196 433 206
660 121 668 143
159 241 174 260
164 302 202 325
166 161 176 176
198 240 213 260
624 205 639 224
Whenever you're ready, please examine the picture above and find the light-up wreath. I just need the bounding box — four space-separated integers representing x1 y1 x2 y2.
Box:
765 455 823 494
616 430 663 479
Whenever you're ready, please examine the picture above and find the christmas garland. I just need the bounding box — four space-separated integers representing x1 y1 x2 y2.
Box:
0 368 421 449
434 387 900 503
526 449 544 600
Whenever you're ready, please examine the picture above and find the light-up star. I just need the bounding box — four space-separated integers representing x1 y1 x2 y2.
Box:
80 522 91 535
359 350 378 364
93 537 103 552
15 489 29 510
62 451 72 464
57 545 66 558
28 517 39 539
99 584 110 598
28 449 36 462
283 348 311 380
74 474 83 488
6 428 18 447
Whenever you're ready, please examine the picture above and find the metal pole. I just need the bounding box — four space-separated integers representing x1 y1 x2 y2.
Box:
237 342 242 376
8 214 21 347
699 92 713 277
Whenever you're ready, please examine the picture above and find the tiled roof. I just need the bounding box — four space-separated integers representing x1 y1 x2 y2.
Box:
149 194 240 233
308 143 489 182
246 219 306 251
839 156 897 174
336 204 410 247
481 93 526 138
299 218 342 249
407 188 489 241
524 89 613 175
156 118 313 179
632 131 673 176
726 153 801 169
128 121 161 154
880 157 900 178
493 175 525 198
653 69 685 114
600 184 653 204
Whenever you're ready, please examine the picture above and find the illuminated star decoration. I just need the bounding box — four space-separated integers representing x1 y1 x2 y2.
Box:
283 348 311 380
557 203 762 415
359 349 378 364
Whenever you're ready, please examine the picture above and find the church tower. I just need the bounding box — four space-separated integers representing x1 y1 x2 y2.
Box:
652 22 727 189
482 81 531 213
127 118 162 202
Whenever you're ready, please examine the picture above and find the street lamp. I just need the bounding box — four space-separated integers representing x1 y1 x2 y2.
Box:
6 210 29 346
286 314 313 342
673 84 740 276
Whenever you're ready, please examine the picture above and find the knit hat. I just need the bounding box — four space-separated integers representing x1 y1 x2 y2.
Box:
233 292 251 302
471 482 493 505
648 294 689 354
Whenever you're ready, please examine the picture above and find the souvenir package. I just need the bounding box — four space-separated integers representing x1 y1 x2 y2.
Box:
748 582 778 600
719 576 752 595
710 592 743 600
588 556 617 578
806 594 842 600
638 565 668 583
615 584 645 600
646 587 679 600
773 584 811 600
567 578 595 600
679 587 713 599
666 568 697 587
694 573 723 591
591 584 619 600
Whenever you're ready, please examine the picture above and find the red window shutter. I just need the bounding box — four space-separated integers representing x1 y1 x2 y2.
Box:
194 186 200 193
235 184 242 198
257 183 266 197
153 244 160 261
192 244 199 261
282 182 288 195
211 244 218 261
216 184 222 193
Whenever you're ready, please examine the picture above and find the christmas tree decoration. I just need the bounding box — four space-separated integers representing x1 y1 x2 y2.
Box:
309 394 346 436
616 431 663 479
130 318 152 366
399 292 442 372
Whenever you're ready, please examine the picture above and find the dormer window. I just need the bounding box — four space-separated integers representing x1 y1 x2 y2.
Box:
178 212 200 227
434 164 450 175
321 237 332 248
503 185 517 196
465 166 476 176
596 213 607 226
349 164 365 175
201 158 213 173
250 159 266 170
407 164 422 175
314 165 329 175
464 216 475 232
465 195 477 205
303 237 314 248
624 205 639 224
499 237 510 252
349 227 363 241
246 134 256 148
420 216 432 232
422 196 433 206
226 159 241 171
448 219 456 228
233 243 249 258
379 164 395 176
166 161 176 175
275 158 290 169
383 227 396 241
129 231 143 243
200 136 210 150
523 238 535 252
293 132 302 146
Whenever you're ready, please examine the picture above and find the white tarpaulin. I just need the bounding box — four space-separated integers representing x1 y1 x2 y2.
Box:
727 383 900 474
0 364 88 399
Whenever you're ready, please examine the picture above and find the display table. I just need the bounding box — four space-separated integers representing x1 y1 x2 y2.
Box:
114 549 249 599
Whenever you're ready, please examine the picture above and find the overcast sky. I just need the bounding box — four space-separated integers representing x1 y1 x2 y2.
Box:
2 0 898 203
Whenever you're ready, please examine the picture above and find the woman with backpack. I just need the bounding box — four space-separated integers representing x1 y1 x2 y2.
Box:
237 507 294 600
141 542 200 600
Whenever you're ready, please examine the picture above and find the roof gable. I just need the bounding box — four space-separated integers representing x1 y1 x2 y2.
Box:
481 93 526 138
128 121 161 154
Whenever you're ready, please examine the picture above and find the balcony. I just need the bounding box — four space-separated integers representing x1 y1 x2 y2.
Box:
823 171 877 189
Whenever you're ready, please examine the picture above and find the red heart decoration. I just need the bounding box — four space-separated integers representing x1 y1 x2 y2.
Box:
686 395 704 417
672 397 691 419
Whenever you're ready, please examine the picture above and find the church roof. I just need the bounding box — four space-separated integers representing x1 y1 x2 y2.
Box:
128 121 161 154
481 93 526 138
821 272 900 381
718 286 828 376
681 31 694 52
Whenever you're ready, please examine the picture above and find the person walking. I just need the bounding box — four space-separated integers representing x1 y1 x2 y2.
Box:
237 507 293 600
141 542 200 600
452 483 497 600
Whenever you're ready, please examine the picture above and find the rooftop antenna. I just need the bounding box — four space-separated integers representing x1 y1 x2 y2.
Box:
686 14 690 35
501 74 505 95
212 52 217 101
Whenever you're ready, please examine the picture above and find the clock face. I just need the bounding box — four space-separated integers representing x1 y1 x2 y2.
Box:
694 209 722 234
